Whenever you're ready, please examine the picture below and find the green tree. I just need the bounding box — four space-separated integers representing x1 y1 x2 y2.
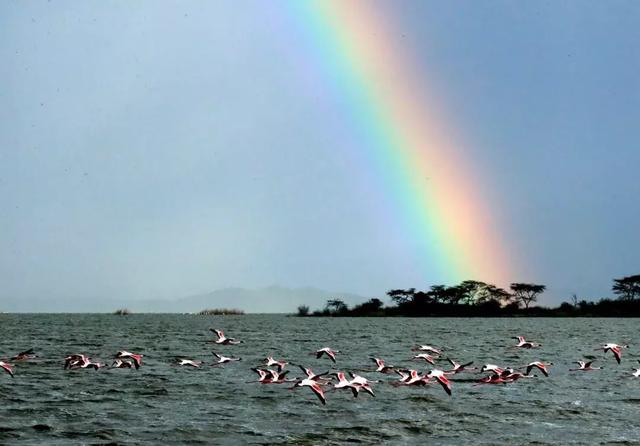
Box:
386 288 416 305
483 285 512 305
325 299 348 315
296 305 310 316
612 275 640 301
510 283 546 309
456 280 488 305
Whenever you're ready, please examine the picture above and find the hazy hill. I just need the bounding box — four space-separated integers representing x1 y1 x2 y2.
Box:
0 286 369 313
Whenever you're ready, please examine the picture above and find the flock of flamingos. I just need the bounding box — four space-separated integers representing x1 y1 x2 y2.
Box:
1 329 639 405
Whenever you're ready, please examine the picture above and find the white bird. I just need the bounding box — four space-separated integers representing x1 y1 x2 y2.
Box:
212 352 241 365
369 357 394 373
445 358 475 374
412 345 442 355
176 358 202 368
395 369 429 386
297 365 331 382
412 353 436 365
348 372 377 396
209 329 242 345
595 343 629 364
427 369 452 395
290 378 327 405
315 347 339 363
570 360 601 371
114 351 143 369
512 336 541 349
480 364 504 375
0 361 14 377
111 359 134 369
632 361 640 378
264 356 288 372
524 361 553 377
330 372 360 397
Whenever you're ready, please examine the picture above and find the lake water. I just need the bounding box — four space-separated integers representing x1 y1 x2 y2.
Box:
1 314 638 445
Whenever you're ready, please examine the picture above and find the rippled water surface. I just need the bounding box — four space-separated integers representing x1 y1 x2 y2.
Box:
1 315 639 445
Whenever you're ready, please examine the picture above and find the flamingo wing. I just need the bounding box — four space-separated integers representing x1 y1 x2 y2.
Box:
436 376 452 395
310 383 327 405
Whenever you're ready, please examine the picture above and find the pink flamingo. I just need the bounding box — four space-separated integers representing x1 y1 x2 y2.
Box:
209 329 242 345
595 343 629 364
315 347 339 363
570 360 601 371
0 361 14 377
115 351 143 369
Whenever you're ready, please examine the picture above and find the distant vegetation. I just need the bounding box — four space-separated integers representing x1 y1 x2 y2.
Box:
298 274 640 317
113 308 131 315
198 308 245 315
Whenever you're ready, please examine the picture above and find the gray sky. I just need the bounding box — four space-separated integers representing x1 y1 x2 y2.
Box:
1 1 638 307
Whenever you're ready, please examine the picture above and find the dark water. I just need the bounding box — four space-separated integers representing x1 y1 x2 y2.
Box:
1 315 639 445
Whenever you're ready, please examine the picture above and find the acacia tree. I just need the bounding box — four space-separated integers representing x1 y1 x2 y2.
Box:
325 299 348 315
427 285 452 304
457 280 488 305
612 275 640 301
386 288 416 305
481 284 513 306
510 283 546 309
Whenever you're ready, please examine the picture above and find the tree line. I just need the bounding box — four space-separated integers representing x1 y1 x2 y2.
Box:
297 274 640 317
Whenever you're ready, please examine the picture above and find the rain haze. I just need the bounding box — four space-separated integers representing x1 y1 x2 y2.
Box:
1 1 638 312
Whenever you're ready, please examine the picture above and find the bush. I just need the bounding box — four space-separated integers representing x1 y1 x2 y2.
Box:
296 305 310 316
198 308 245 315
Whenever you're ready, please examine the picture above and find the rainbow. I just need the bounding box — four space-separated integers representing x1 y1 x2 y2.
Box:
289 2 514 285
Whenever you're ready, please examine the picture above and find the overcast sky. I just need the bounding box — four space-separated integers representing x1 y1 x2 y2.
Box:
1 1 638 307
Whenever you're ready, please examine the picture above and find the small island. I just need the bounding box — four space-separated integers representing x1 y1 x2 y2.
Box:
197 308 245 315
298 274 640 317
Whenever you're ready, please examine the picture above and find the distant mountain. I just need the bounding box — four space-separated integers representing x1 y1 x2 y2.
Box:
0 286 370 313
143 286 370 314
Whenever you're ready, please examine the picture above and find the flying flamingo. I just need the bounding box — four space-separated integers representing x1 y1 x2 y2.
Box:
249 368 272 383
115 351 143 369
369 357 394 374
64 354 103 370
11 349 37 361
209 329 242 345
395 369 429 386
595 343 629 364
290 378 327 405
176 358 202 368
570 360 601 371
249 368 290 383
212 352 241 366
296 365 331 383
329 372 360 397
348 372 378 396
315 347 339 363
267 369 291 383
412 345 442 355
524 361 553 377
64 354 89 369
512 336 541 349
111 359 134 369
80 359 105 370
412 353 436 365
264 356 288 372
445 358 475 374
427 369 452 395
0 361 14 377
480 364 505 375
